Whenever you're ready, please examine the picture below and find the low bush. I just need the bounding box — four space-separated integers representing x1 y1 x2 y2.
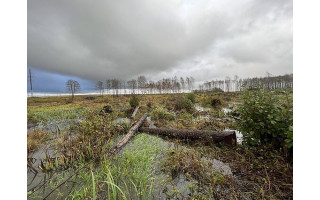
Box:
175 97 194 113
151 107 175 121
129 95 140 108
185 93 196 103
211 97 223 108
201 96 223 109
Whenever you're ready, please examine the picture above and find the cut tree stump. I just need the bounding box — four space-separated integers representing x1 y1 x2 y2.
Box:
106 113 148 157
139 127 237 146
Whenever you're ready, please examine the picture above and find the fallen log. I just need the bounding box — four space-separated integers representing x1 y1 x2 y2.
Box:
106 113 148 157
139 127 237 146
131 106 140 119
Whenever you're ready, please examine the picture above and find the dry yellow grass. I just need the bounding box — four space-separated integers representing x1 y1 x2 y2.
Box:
27 129 50 154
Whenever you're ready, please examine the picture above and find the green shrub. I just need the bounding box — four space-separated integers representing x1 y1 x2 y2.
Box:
223 97 231 102
175 98 194 113
238 88 293 151
151 107 175 121
129 95 140 108
185 93 196 104
211 97 223 108
178 112 193 121
201 96 223 109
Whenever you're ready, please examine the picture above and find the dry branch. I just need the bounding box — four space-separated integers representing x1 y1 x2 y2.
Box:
139 127 237 146
131 106 140 119
106 113 148 157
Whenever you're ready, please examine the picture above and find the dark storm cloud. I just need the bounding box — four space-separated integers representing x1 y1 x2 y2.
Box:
27 68 94 93
28 0 292 82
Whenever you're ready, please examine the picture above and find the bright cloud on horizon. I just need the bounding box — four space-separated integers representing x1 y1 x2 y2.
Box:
28 0 292 87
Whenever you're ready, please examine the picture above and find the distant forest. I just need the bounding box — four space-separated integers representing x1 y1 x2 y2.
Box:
98 73 293 95
197 73 293 92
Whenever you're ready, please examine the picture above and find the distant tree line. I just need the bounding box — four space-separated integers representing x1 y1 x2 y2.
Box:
197 73 293 92
64 73 292 99
96 76 195 96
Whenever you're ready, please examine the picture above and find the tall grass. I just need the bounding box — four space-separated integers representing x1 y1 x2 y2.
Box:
91 170 96 200
67 134 164 199
105 133 163 199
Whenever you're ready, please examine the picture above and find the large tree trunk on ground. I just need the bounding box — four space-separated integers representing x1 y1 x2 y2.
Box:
106 113 148 157
139 127 237 146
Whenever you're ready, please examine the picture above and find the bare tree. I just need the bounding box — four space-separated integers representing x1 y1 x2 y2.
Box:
137 75 147 94
66 80 81 101
186 77 191 91
122 80 127 95
180 77 185 92
225 76 231 92
156 81 162 94
96 81 104 95
233 75 239 92
106 79 111 94
111 78 120 96
127 79 137 94
266 71 272 90
190 77 195 90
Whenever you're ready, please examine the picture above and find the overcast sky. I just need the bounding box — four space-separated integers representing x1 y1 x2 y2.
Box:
28 0 292 91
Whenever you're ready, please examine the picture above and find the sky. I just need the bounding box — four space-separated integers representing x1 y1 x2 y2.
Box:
28 0 292 92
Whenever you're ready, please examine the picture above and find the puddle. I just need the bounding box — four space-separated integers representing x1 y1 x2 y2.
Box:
198 115 211 120
201 157 233 176
148 140 200 199
146 116 156 128
28 148 56 186
222 108 232 115
161 173 198 198
195 103 211 112
27 118 81 135
151 140 236 199
27 146 79 199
